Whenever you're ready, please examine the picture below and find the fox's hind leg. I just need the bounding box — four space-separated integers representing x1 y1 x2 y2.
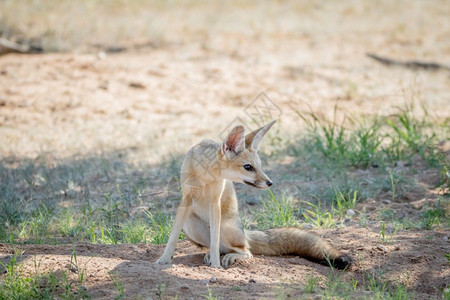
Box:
184 214 252 267
219 220 253 268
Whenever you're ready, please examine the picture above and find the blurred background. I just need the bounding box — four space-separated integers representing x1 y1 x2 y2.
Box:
1 0 449 160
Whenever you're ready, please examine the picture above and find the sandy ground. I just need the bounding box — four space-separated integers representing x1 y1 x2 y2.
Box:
1 7 449 161
0 227 449 299
0 1 449 299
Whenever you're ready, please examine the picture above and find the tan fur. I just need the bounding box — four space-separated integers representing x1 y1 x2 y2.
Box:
155 121 352 269
245 228 350 267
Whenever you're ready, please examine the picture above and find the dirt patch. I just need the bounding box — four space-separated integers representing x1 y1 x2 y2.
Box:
1 227 449 299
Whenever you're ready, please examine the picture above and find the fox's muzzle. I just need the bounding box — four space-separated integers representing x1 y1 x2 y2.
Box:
244 179 273 189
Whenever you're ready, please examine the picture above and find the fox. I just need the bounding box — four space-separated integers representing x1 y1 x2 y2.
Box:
155 120 352 269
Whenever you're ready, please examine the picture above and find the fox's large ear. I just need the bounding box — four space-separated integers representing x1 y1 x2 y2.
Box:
245 120 276 151
221 125 245 157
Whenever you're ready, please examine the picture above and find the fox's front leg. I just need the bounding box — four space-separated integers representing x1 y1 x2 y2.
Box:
205 182 225 268
207 200 222 268
155 196 191 265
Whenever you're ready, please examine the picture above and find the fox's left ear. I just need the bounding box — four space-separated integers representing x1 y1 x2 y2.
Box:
245 120 276 151
221 125 245 157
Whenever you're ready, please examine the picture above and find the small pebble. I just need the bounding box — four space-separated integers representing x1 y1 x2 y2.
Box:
344 218 351 223
129 81 146 89
97 51 106 59
98 82 108 90
410 255 423 263
382 199 392 204
443 236 448 241
346 209 355 217
180 284 189 289
249 278 256 283
209 277 217 283
303 224 313 229
394 245 400 251
377 245 387 252
200 279 208 285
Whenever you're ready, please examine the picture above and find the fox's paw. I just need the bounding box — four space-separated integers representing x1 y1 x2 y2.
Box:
155 255 173 265
222 254 236 268
204 252 223 268
209 261 223 269
222 252 253 268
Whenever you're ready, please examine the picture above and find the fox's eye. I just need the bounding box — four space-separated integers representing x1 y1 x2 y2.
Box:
243 164 254 171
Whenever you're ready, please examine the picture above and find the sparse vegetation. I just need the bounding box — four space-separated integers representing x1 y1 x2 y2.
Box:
298 268 414 299
304 274 319 293
301 199 336 228
295 104 443 169
1 0 449 298
419 201 448 230
256 190 299 229
0 251 90 299
110 271 125 299
202 286 219 300
332 188 358 218
379 222 399 244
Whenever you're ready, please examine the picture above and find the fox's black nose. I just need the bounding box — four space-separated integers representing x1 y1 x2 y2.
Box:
266 180 273 187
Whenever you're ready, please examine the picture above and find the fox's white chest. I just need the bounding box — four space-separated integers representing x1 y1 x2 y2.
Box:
187 179 227 224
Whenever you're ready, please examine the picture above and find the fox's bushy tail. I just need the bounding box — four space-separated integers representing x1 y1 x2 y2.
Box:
245 228 352 269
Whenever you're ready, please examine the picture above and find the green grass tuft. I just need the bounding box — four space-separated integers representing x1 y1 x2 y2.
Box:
332 188 358 218
256 190 300 229
301 199 336 228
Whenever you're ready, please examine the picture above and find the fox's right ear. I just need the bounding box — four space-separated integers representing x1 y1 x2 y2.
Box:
221 125 245 157
245 120 276 151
